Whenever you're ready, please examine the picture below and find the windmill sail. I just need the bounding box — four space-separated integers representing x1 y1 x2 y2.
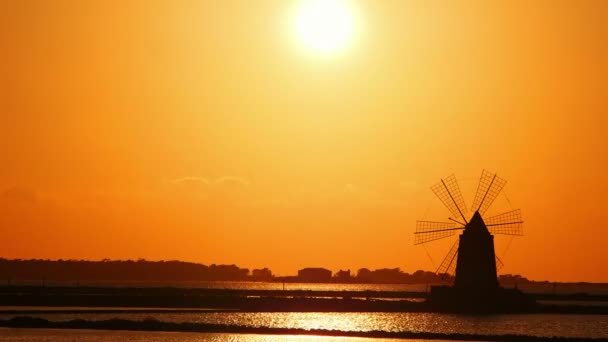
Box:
436 239 459 281
431 174 469 224
471 170 507 215
486 209 524 236
495 255 504 271
414 221 462 245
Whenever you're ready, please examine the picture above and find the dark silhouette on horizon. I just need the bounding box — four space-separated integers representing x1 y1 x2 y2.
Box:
415 170 533 312
0 258 542 286
0 258 441 285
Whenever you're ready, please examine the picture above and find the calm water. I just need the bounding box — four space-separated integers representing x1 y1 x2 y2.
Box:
12 281 608 294
1 311 607 339
10 281 429 292
0 329 454 342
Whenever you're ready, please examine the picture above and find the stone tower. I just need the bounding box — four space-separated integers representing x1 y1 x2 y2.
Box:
454 211 498 291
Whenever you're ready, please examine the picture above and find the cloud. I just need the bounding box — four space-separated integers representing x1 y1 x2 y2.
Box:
163 177 413 209
168 177 211 188
163 177 211 199
214 176 249 188
211 177 250 203
165 176 250 203
1 186 38 203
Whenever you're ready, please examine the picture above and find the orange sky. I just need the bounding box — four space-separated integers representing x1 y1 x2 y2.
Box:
1 0 607 282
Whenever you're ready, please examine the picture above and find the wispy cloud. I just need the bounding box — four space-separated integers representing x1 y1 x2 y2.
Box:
1 186 38 203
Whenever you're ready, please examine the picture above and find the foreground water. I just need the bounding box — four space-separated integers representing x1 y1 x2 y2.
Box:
0 329 455 342
1 311 607 339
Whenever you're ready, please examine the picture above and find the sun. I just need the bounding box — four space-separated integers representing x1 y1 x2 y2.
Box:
293 0 356 55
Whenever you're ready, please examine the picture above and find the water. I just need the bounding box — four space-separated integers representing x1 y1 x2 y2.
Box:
7 281 429 292
1 311 606 339
10 281 608 294
538 299 608 307
1 281 606 340
0 329 451 342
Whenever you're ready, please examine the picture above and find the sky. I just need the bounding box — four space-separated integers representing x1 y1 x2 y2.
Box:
1 0 607 282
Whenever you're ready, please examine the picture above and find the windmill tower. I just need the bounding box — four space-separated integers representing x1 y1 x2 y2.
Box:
414 171 529 311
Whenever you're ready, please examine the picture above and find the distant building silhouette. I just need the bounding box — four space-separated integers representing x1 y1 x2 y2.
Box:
334 269 352 282
297 268 332 283
251 268 273 281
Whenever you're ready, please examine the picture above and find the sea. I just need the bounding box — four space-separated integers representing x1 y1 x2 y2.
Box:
0 329 455 342
1 282 607 341
16 280 608 295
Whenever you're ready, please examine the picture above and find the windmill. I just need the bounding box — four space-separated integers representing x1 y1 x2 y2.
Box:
414 170 523 291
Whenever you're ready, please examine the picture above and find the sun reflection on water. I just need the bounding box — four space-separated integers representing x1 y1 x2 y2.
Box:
283 312 360 332
1 311 606 339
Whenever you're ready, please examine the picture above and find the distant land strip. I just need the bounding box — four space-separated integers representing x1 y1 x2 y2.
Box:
1 258 591 285
0 316 605 342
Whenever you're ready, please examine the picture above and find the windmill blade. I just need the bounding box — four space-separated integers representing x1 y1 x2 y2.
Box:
414 221 463 245
431 174 469 224
436 239 459 282
495 255 504 272
486 209 524 236
471 170 507 215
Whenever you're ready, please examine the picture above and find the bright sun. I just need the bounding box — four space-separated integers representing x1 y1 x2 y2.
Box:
294 0 356 55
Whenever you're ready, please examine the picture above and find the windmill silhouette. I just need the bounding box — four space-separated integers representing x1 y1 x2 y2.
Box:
414 171 530 311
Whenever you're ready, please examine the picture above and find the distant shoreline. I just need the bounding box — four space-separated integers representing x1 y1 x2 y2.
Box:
1 317 606 342
3 258 606 286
